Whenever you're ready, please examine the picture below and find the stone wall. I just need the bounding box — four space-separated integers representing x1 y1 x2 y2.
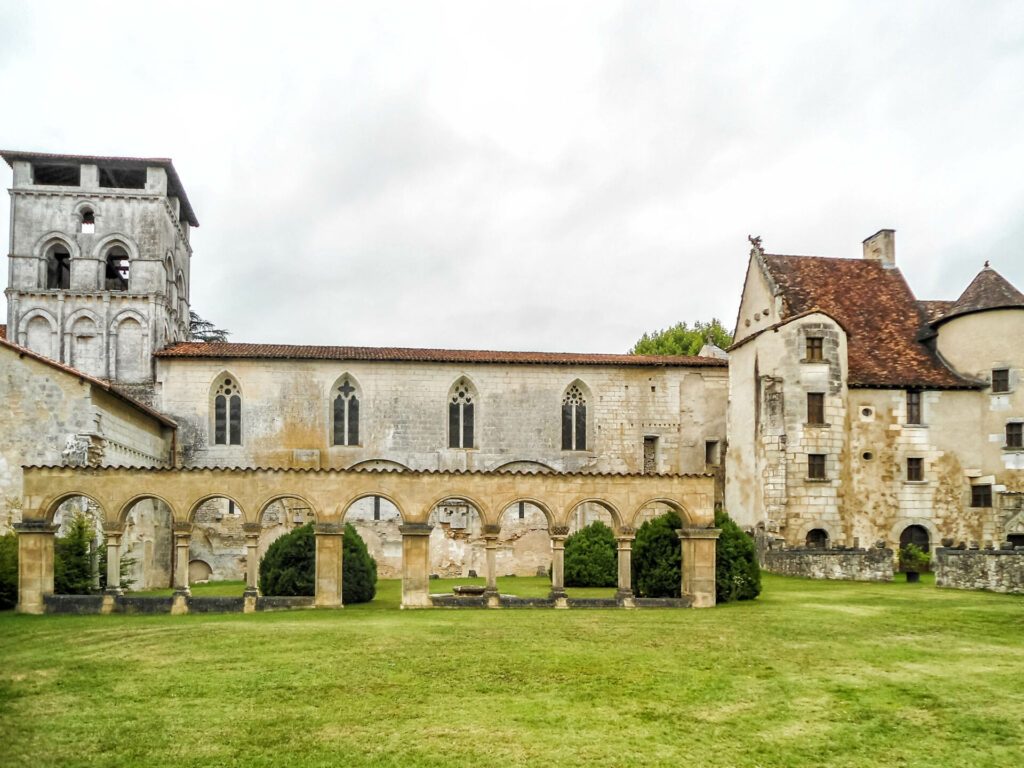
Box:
760 546 894 582
935 547 1024 594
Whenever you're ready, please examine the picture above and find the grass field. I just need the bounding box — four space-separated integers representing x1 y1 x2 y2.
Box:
1 574 1022 767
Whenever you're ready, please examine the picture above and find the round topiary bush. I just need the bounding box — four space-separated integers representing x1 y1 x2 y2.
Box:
259 522 378 603
342 523 377 604
564 520 617 588
259 523 315 597
714 508 761 603
632 510 683 597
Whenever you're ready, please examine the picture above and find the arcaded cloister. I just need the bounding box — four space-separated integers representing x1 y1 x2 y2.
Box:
15 466 720 613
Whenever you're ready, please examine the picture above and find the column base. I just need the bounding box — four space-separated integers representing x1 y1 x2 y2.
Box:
615 589 635 608
101 590 121 614
16 600 45 615
243 590 258 613
171 589 190 615
549 589 568 609
484 589 500 608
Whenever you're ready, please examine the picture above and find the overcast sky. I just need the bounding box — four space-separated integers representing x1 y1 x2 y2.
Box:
2 1 1023 352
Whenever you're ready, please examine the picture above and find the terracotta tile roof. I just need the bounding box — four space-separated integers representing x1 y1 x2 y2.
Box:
0 324 5 340
0 149 199 227
155 341 728 368
918 300 954 324
0 333 177 428
761 254 976 389
936 264 1024 325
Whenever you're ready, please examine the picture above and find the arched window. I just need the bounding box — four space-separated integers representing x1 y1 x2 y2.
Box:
900 524 930 553
45 243 71 289
104 245 130 291
805 528 829 549
81 209 95 234
562 382 587 451
212 376 242 446
332 375 360 446
448 378 476 449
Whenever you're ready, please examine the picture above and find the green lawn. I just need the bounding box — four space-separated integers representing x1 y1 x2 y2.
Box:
1 574 1022 767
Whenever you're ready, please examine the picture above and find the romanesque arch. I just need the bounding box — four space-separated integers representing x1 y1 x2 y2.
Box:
18 308 58 358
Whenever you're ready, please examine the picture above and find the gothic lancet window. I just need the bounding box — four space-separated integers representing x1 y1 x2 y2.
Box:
562 383 587 451
332 376 360 446
448 379 475 449
213 376 242 445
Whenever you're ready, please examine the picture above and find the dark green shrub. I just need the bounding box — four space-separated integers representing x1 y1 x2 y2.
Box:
55 513 97 595
632 511 683 598
342 523 377 604
259 523 315 596
564 521 617 588
259 523 378 603
899 544 930 573
0 532 17 610
715 508 761 602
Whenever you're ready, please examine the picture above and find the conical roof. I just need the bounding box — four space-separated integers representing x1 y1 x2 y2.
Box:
937 263 1024 324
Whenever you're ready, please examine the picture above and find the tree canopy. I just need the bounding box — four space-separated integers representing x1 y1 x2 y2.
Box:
188 310 230 343
629 319 732 356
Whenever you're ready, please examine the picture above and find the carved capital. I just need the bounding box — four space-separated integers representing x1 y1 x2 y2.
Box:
398 523 433 537
173 521 193 534
314 522 346 536
619 526 636 537
103 521 125 536
677 526 722 541
242 522 262 535
549 526 570 537
482 524 501 536
13 519 58 534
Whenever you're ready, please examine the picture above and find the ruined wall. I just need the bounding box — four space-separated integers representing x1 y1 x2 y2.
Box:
760 546 894 581
935 547 1024 594
156 358 728 479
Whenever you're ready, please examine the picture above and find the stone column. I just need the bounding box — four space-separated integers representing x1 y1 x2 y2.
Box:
483 524 500 607
314 522 345 608
549 526 569 606
14 519 58 615
678 526 722 608
103 523 125 595
399 523 433 609
172 522 192 614
242 522 261 612
616 527 635 606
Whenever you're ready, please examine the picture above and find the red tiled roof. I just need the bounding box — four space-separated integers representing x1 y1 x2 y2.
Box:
936 265 1024 325
155 341 728 368
0 149 199 227
917 300 954 324
761 254 976 389
0 333 177 428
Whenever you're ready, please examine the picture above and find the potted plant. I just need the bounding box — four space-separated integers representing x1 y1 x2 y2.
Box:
899 543 930 583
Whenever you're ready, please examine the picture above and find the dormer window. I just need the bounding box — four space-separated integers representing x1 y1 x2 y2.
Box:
81 209 95 234
805 337 823 362
992 369 1010 393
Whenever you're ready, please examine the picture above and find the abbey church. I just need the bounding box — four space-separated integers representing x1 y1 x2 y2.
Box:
2 149 1022 601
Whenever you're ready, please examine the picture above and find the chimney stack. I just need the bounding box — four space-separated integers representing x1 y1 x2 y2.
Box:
862 229 895 267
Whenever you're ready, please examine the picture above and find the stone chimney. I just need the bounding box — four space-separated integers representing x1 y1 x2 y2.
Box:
862 229 895 267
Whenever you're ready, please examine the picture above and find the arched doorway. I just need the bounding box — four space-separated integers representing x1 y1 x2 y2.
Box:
805 528 830 549
900 524 931 553
121 497 173 590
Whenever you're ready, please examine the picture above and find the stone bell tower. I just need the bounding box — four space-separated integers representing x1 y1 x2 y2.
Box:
2 150 198 386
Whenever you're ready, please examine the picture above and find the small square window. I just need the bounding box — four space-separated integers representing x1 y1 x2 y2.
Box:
808 454 826 480
705 440 720 466
992 369 1010 393
906 391 922 425
1008 422 1023 449
807 393 825 424
971 484 992 508
806 337 824 362
907 457 924 482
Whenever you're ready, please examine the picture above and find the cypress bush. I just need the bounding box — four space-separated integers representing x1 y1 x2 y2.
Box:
715 508 761 603
564 521 617 588
259 522 378 603
54 512 97 595
0 532 17 610
632 510 683 597
259 523 315 596
342 523 377 604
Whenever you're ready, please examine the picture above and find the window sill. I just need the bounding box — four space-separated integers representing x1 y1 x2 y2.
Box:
903 423 928 429
904 480 928 485
1003 447 1024 452
329 444 362 449
804 477 830 483
800 359 826 365
804 422 831 429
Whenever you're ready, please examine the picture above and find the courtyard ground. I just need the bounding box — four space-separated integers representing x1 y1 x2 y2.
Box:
0 574 1021 767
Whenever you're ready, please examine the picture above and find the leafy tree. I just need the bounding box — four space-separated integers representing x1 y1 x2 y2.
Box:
259 523 315 596
54 512 97 595
98 544 137 592
342 523 377 604
187 310 230 343
564 521 617 588
0 532 17 610
632 511 683 598
714 508 761 603
629 319 733 356
259 523 378 603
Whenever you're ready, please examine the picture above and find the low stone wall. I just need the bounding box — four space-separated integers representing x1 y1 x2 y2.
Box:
40 594 314 615
935 547 1024 594
760 547 894 582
